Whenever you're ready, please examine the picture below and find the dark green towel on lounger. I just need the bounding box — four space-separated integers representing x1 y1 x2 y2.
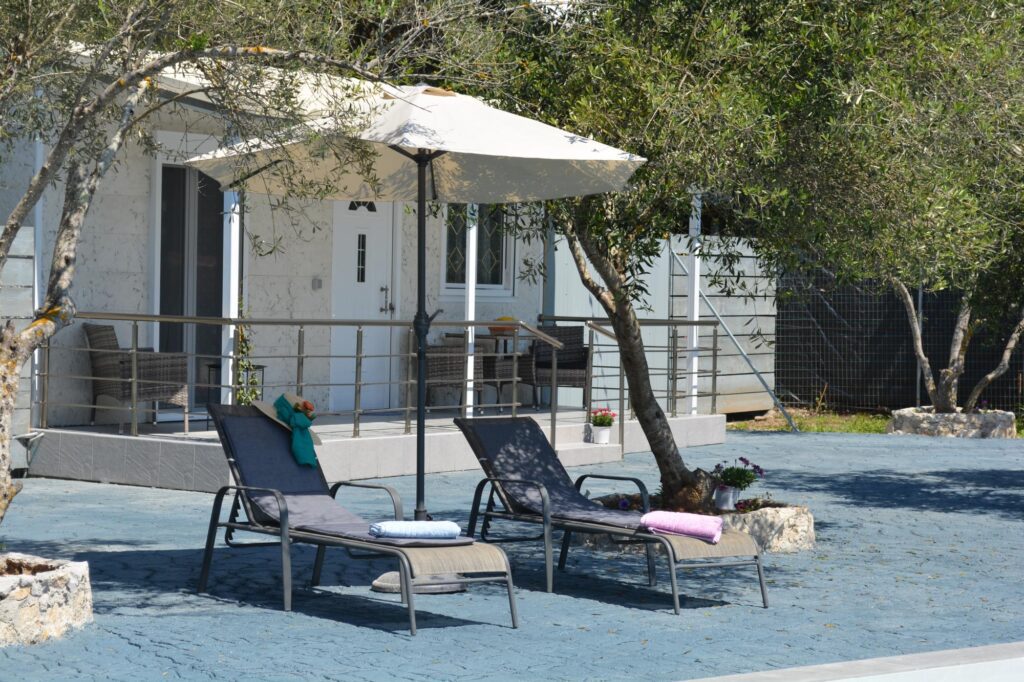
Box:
274 394 318 467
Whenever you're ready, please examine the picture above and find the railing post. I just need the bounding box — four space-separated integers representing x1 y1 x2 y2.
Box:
353 326 363 437
669 326 679 417
231 321 241 406
130 320 139 437
461 328 469 419
618 360 626 455
510 326 520 417
40 338 50 429
295 325 305 394
711 325 719 414
405 329 414 434
549 346 558 451
585 326 595 424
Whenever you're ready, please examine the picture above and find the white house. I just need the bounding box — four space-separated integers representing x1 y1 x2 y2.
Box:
0 69 773 489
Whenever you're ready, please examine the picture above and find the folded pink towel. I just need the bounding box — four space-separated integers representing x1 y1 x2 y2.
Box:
640 511 722 544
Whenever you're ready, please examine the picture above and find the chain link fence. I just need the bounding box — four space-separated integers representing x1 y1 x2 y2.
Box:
774 273 1024 413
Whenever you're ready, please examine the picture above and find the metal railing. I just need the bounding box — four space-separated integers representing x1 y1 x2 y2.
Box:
538 315 722 450
36 312 566 442
35 312 720 450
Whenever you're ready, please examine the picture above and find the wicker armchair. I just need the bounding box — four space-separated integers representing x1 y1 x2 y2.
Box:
424 337 490 409
522 326 591 408
82 323 189 428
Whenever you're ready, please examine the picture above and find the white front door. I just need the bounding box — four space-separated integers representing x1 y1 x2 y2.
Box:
330 201 397 412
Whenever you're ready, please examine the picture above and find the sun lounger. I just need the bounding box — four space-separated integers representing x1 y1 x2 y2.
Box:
199 404 518 634
455 416 768 614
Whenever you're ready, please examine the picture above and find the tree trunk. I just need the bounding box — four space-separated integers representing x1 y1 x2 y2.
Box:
565 222 716 511
0 322 27 525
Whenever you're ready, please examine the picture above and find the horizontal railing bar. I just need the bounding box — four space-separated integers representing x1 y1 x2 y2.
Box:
541 314 719 327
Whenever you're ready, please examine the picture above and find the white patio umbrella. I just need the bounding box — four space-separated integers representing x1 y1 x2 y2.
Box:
188 83 645 519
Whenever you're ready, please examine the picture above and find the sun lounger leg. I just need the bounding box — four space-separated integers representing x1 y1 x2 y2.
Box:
543 521 554 592
198 488 228 593
506 573 519 628
557 530 572 571
645 542 657 587
755 554 769 608
311 545 326 587
280 534 293 612
398 557 417 635
656 536 680 615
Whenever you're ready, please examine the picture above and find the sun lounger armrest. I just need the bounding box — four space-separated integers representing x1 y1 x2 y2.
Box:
473 477 551 526
573 474 651 513
215 485 290 531
329 481 404 521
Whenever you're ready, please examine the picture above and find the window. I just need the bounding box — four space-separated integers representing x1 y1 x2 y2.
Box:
444 204 511 291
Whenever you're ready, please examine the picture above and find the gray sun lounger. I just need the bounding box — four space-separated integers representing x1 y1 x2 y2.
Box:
199 404 518 634
455 416 768 614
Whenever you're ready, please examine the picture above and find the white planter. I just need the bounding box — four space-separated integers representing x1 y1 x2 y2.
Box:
590 425 612 444
714 486 740 510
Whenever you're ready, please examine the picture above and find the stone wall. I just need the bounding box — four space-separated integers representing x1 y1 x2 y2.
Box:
0 553 93 647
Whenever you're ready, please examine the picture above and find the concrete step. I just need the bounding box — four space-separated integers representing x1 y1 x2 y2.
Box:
554 441 622 467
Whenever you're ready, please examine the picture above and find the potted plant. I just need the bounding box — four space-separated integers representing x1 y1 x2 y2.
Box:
588 407 617 444
712 457 765 510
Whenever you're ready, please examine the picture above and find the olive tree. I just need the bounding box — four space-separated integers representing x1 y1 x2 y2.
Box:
492 1 795 509
0 0 520 523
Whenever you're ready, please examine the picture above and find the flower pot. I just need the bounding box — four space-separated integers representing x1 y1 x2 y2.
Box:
590 425 612 444
714 486 740 511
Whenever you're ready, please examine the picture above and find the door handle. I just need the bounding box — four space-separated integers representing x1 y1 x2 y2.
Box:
379 285 395 314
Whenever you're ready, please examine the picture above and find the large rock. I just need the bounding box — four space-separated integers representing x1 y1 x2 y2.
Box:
0 553 93 647
721 505 815 553
887 407 1017 438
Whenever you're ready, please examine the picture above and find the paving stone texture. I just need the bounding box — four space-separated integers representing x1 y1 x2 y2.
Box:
0 431 1022 680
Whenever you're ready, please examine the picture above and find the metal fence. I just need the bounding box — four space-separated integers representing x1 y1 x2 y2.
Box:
774 274 1024 413
35 312 721 446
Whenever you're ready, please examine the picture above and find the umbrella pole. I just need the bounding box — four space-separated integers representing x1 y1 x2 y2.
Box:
414 151 430 520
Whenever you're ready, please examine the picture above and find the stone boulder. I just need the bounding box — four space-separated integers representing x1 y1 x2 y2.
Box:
887 407 1017 438
721 505 815 553
0 553 93 647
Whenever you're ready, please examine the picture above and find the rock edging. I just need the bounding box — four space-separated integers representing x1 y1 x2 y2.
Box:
887 407 1017 438
0 553 93 647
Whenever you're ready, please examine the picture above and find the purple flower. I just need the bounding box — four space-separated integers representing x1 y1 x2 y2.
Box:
739 457 750 465
618 498 631 510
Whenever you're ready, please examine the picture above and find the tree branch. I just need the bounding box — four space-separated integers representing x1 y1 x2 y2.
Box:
893 278 938 405
964 305 1024 411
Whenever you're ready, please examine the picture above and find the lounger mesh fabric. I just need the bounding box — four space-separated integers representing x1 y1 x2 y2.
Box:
457 417 646 528
217 411 472 547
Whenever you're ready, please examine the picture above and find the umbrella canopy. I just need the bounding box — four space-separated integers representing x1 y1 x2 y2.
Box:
187 83 644 520
188 84 644 202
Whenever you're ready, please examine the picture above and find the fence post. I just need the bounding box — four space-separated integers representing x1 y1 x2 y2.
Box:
510 326 520 417
353 326 363 437
405 328 414 434
295 325 305 394
711 325 719 414
130 320 139 437
550 346 558 451
40 338 50 429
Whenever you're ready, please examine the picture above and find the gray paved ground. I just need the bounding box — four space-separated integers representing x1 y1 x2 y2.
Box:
1 431 1022 681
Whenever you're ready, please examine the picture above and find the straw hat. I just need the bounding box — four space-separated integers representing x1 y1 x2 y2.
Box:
252 392 323 445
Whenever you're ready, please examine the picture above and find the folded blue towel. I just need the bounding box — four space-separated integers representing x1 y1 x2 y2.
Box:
368 521 462 539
